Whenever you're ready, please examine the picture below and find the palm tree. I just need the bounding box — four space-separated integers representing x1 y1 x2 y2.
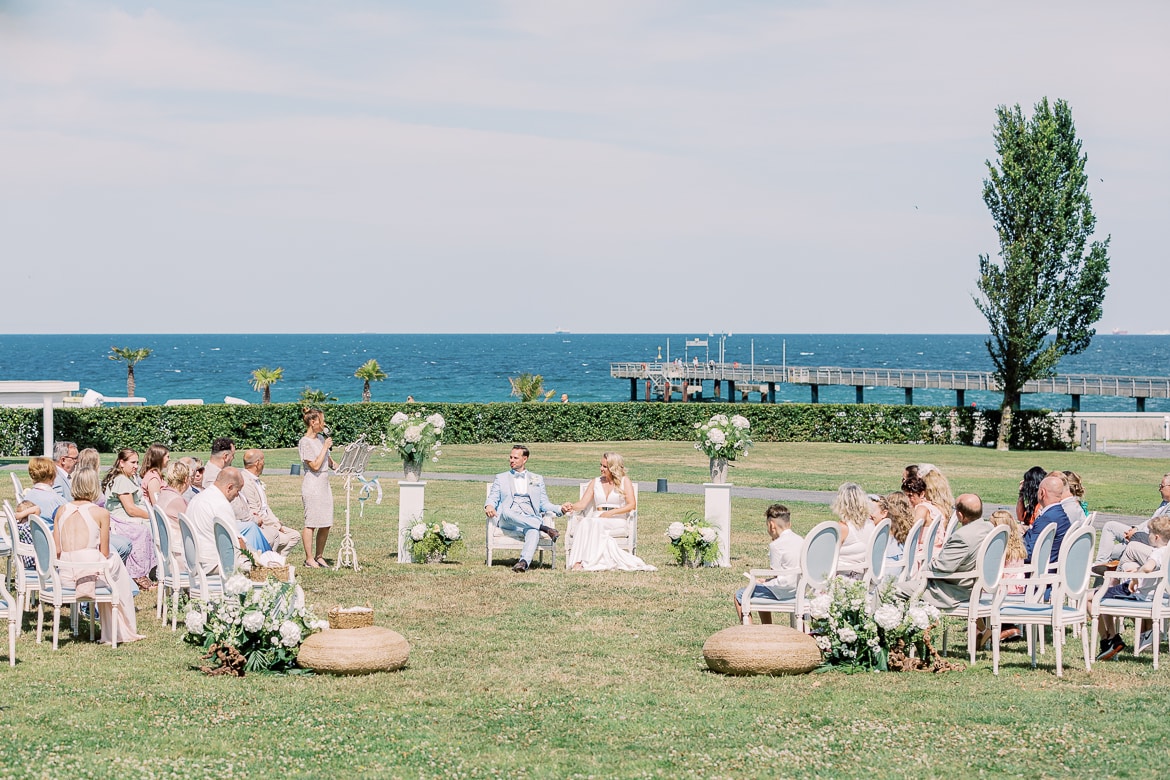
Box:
354 359 388 403
299 387 337 405
250 367 284 404
108 346 152 397
509 373 555 402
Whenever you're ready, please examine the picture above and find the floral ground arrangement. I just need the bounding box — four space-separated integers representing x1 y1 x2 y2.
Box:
3 441 1169 778
809 576 960 673
184 576 323 676
408 518 463 562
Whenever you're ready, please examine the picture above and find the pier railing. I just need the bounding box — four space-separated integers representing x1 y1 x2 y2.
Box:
610 362 1170 402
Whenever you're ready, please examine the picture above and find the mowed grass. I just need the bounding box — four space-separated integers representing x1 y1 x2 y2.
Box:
2 442 1170 779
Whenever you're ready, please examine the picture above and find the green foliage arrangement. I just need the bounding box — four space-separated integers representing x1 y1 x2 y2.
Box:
664 513 719 566
693 413 753 460
385 409 445 466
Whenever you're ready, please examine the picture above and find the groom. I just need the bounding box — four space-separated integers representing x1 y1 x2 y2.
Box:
485 445 562 572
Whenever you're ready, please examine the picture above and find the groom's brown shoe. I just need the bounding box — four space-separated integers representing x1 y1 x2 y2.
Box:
512 560 529 572
540 525 559 542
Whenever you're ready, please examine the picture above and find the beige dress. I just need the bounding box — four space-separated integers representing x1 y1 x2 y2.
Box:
298 434 334 528
57 503 145 644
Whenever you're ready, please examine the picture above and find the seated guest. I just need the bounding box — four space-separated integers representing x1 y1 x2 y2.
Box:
877 492 914 574
903 475 946 557
833 482 874 577
180 457 205 501
1016 466 1047 526
734 504 801 624
53 468 145 644
1062 471 1089 522
1094 473 1170 574
1095 514 1170 661
184 467 251 573
76 449 103 506
200 438 235 490
241 449 300 556
101 448 158 591
52 440 79 501
12 500 41 569
559 452 653 572
917 464 956 529
154 460 191 564
896 494 990 609
139 443 170 504
23 457 66 524
1023 474 1071 568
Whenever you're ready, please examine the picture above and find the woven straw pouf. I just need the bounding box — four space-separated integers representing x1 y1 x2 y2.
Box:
703 624 822 676
298 626 410 675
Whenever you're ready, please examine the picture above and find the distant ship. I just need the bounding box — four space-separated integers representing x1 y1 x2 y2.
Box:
555 327 571 334
1112 328 1129 335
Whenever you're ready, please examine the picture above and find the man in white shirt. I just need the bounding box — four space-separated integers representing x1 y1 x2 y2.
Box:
184 467 247 574
241 449 300 556
735 504 803 624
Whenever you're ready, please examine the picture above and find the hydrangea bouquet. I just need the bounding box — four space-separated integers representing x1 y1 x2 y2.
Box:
184 576 324 676
386 409 445 479
808 576 941 671
693 413 753 460
409 518 464 563
665 513 719 567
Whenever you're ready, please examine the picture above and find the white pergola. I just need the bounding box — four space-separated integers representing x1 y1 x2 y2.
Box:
0 381 81 457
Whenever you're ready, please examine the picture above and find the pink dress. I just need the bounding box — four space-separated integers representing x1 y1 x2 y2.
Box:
56 503 144 644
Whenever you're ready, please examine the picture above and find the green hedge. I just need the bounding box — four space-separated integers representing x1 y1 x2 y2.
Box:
0 402 1070 456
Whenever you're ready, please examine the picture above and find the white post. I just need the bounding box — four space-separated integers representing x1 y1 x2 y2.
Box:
397 480 426 563
41 393 55 456
704 482 732 567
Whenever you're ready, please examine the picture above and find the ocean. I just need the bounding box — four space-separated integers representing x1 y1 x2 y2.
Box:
1 333 1167 412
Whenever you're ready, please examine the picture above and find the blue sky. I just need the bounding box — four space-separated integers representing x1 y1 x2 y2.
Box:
1 1 1166 334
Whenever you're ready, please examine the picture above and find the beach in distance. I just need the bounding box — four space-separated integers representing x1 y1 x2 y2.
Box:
1 332 1167 412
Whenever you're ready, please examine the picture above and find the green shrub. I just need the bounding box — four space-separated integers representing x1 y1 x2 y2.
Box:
0 402 1070 456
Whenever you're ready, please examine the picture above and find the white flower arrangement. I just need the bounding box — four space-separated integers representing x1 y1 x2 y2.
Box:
184 579 320 675
808 577 943 672
385 408 445 464
409 515 464 562
693 413 753 460
664 512 719 567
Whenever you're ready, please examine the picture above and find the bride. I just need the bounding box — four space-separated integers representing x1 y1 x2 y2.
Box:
560 452 656 572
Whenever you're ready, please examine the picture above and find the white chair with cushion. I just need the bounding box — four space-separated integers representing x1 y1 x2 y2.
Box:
890 518 925 583
178 513 223 603
28 515 121 649
9 473 24 503
936 525 1010 666
862 518 892 596
992 525 1096 677
149 504 190 630
1089 556 1170 670
0 571 16 666
4 500 41 632
740 521 841 631
484 484 557 568
564 482 639 557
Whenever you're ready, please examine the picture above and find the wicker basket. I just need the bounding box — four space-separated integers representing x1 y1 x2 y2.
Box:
246 564 291 583
328 606 375 630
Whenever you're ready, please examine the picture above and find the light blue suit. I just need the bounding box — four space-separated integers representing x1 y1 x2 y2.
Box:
487 470 562 563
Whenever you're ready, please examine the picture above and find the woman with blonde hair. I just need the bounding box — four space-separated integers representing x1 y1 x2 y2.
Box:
298 407 335 567
833 482 874 577
917 463 955 522
154 460 191 563
54 468 145 644
560 452 655 571
877 492 914 572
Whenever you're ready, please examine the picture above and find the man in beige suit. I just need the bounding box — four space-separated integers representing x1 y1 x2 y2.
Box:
241 449 301 556
897 493 990 609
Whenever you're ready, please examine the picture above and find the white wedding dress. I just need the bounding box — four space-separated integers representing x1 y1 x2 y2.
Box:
565 480 656 572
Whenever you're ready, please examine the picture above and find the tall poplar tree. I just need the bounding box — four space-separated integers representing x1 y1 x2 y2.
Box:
974 97 1110 450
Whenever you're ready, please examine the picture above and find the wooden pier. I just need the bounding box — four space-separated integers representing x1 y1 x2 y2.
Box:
609 362 1170 411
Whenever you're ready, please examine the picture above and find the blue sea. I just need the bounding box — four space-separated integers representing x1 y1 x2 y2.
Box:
1 333 1167 412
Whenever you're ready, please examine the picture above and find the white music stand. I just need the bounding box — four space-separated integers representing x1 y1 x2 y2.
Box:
333 436 375 571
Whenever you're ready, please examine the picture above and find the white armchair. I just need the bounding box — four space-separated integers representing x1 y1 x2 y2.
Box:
484 484 557 568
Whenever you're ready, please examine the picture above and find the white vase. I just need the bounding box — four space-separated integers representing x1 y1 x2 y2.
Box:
709 457 729 484
402 457 423 482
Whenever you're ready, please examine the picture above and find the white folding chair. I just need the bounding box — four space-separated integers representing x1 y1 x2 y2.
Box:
28 515 121 649
741 521 842 631
564 482 639 556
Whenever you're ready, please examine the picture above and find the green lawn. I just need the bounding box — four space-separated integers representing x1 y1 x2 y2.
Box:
3 442 1169 778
